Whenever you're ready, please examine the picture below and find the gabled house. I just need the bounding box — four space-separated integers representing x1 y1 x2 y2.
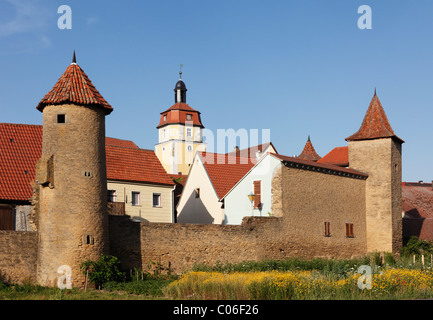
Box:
227 142 278 160
0 123 174 229
176 151 254 224
106 144 175 223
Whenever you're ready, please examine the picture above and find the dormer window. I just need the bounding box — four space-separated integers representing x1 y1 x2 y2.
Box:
163 115 167 122
186 114 192 121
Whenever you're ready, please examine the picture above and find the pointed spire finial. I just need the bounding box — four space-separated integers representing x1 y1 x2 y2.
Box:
179 64 183 80
72 50 77 64
374 87 377 96
308 134 311 142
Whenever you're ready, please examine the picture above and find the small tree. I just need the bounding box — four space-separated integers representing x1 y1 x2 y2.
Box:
81 254 125 289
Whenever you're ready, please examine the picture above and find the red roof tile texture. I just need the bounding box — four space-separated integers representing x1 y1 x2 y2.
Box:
0 124 42 202
317 146 349 167
36 63 113 115
346 93 403 143
106 146 174 186
297 137 321 162
198 152 255 199
157 103 204 128
0 123 172 202
402 183 433 241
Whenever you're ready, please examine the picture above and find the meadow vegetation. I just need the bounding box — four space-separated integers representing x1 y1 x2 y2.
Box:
1 237 433 300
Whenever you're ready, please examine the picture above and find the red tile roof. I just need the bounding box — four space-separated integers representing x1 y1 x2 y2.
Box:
271 153 367 178
0 124 42 202
402 183 433 241
317 146 349 167
106 137 139 149
0 123 172 202
106 146 174 186
36 63 113 115
198 152 255 199
157 103 204 128
297 137 321 162
227 142 278 158
346 93 403 143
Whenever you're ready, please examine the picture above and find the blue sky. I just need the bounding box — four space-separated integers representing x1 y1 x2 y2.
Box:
0 0 432 182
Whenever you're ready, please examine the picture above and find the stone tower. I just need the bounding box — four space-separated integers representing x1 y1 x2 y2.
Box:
155 71 206 175
346 92 404 254
34 52 113 287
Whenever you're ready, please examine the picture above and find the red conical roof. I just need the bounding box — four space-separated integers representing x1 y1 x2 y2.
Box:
37 61 113 115
346 93 403 143
297 136 321 162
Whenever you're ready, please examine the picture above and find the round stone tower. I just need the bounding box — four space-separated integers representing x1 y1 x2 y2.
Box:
34 52 113 288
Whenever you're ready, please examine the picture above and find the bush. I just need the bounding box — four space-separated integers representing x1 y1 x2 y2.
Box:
401 237 433 257
81 255 125 289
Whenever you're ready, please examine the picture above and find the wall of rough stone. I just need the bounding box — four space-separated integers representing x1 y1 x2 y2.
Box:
348 138 402 254
36 104 109 288
109 164 369 275
0 231 37 284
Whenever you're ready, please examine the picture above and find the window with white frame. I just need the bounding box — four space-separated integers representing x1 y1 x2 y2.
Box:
131 191 140 206
107 190 117 202
186 128 192 137
153 193 161 207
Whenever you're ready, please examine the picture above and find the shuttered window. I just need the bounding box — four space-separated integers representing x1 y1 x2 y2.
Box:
346 223 354 238
324 222 331 237
0 206 14 230
253 180 261 209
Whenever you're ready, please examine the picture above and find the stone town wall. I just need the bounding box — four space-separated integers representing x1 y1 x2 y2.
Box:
109 165 368 274
0 231 37 284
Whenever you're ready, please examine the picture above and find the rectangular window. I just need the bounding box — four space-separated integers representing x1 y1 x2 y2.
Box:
346 223 354 238
324 222 331 237
186 128 192 137
153 193 161 207
107 190 117 202
57 114 66 123
132 191 140 206
253 180 261 209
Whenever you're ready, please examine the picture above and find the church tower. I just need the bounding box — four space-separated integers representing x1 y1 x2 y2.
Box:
346 91 403 254
34 52 112 287
155 71 206 175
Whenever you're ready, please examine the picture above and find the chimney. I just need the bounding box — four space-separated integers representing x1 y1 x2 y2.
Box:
233 146 240 157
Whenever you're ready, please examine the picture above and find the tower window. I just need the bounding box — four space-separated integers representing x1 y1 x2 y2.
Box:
57 114 66 123
187 128 192 137
186 114 192 121
163 115 167 122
